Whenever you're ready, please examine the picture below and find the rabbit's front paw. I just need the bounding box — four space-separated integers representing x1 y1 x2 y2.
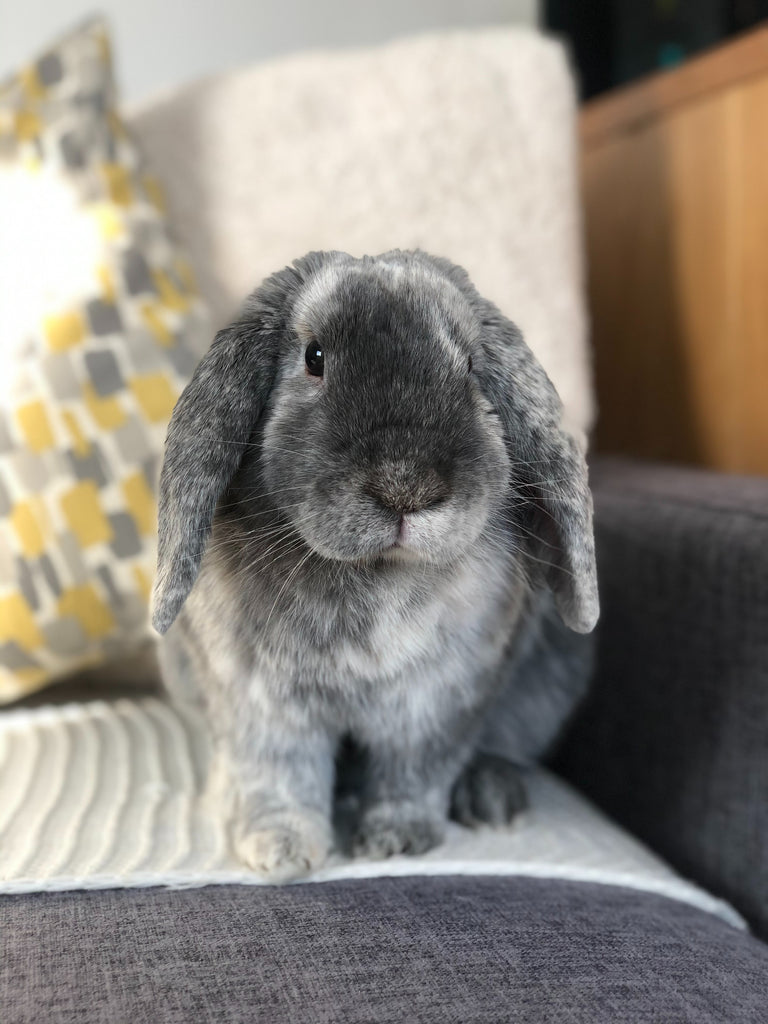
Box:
352 802 444 859
234 814 331 881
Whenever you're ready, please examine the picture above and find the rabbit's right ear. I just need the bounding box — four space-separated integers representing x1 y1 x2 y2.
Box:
151 251 349 634
151 316 279 634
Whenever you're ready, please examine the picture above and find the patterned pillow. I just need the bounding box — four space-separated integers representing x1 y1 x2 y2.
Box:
0 19 210 702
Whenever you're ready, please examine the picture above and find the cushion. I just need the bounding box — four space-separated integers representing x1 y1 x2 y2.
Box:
0 695 742 935
0 19 210 702
129 27 594 438
2 877 766 1024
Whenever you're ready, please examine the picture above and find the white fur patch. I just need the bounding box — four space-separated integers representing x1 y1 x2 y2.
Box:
292 261 347 338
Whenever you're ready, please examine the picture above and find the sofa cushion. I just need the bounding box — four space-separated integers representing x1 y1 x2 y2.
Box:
0 695 742 933
129 28 593 438
2 877 766 1024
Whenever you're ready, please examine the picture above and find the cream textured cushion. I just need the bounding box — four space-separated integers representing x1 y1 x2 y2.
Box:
0 20 210 702
0 695 744 932
130 28 593 437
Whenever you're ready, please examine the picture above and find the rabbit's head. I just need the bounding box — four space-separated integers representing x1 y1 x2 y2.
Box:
152 251 598 636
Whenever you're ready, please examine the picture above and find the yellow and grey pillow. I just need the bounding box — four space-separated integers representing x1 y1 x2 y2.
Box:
0 19 209 702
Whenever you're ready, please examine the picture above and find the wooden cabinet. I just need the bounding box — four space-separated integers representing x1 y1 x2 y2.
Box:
581 26 768 475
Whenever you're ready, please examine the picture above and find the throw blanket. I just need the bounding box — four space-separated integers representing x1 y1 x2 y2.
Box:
0 697 744 929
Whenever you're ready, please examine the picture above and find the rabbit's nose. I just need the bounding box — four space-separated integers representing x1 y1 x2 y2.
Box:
365 465 451 515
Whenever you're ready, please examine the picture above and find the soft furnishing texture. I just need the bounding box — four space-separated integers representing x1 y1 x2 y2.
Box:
0 695 743 930
555 456 768 939
129 27 593 438
3 878 767 1024
0 19 210 703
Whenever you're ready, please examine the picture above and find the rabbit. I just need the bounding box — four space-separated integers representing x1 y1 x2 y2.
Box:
152 249 599 881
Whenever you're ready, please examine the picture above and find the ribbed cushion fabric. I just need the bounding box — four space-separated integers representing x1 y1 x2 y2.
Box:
0 696 742 930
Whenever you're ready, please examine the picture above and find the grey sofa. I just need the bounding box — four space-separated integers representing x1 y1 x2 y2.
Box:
2 456 767 1023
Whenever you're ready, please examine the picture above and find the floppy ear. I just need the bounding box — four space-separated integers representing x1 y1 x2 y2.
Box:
150 317 278 634
151 254 334 635
478 308 599 634
400 251 598 632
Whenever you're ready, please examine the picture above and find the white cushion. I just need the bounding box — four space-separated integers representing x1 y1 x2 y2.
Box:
129 28 593 436
0 696 745 931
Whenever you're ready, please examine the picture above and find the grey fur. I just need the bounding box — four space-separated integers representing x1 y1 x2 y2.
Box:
153 250 598 879
450 753 529 827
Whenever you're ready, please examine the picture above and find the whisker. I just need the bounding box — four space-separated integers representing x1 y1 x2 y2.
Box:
263 547 316 632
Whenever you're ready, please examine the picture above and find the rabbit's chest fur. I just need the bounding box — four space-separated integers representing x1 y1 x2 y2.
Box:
185 521 524 731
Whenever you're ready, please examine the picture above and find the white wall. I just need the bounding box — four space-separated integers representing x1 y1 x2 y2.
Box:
1 0 539 103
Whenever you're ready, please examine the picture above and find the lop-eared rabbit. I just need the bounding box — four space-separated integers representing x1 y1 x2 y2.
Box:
152 250 598 880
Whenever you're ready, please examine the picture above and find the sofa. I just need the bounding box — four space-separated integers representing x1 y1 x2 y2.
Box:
2 25 767 1024
3 456 768 1022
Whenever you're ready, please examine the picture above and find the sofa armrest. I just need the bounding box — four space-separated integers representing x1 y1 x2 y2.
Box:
553 456 768 937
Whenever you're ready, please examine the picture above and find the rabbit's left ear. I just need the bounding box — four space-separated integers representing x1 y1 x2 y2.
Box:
478 310 599 634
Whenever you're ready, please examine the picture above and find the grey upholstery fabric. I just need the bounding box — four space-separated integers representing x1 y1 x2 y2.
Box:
556 456 768 939
2 877 767 1024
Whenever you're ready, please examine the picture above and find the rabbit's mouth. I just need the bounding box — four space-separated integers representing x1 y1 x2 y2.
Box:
371 505 468 566
383 526 421 562
383 544 421 563
385 514 422 558
297 501 465 567
284 459 502 568
393 514 408 546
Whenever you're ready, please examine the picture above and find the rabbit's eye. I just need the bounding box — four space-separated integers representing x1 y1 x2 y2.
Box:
305 343 324 377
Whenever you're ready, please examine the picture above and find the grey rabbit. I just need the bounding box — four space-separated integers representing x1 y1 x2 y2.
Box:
152 249 598 880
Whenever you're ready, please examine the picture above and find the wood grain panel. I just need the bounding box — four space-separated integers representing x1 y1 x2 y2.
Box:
581 28 768 475
737 76 768 474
